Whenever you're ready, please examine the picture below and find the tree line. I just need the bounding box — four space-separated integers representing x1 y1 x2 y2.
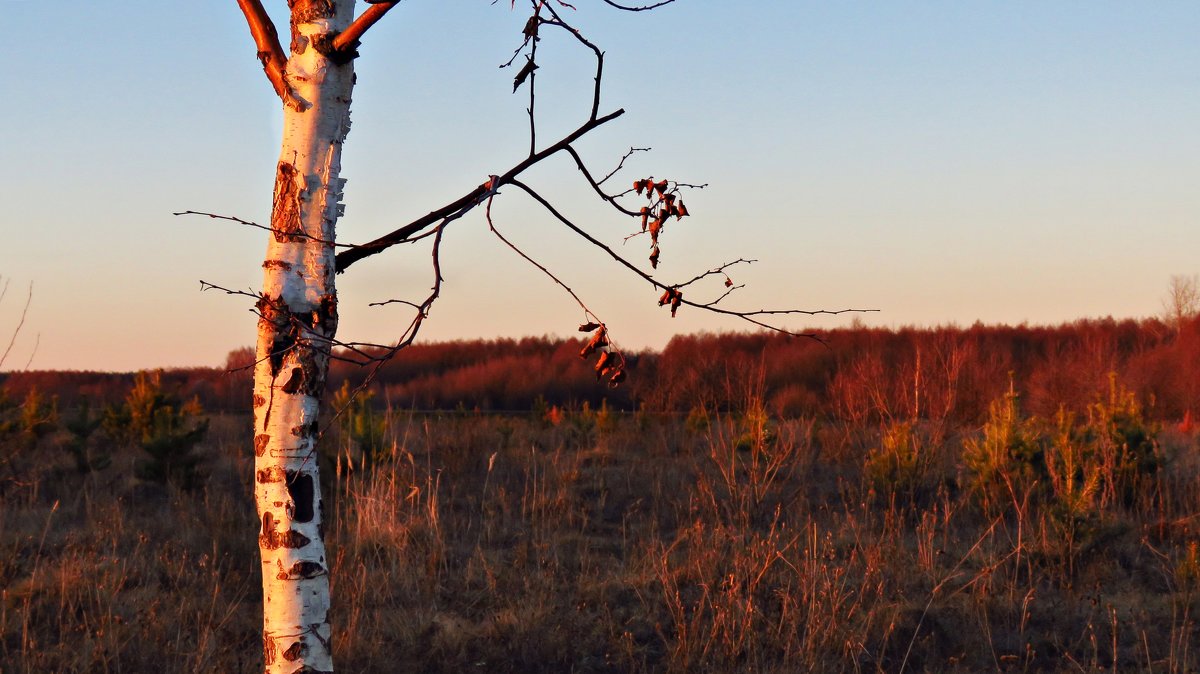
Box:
3 316 1198 424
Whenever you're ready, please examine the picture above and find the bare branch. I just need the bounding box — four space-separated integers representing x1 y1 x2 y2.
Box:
200 280 261 301
488 191 626 384
674 259 756 289
600 0 677 10
696 283 744 308
335 108 625 273
564 145 640 216
509 179 872 339
598 146 650 186
540 6 605 120
333 2 402 54
234 0 305 110
486 193 601 326
22 334 40 372
174 210 355 249
0 281 32 370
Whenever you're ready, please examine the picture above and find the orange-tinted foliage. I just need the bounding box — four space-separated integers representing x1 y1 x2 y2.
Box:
3 317 1197 421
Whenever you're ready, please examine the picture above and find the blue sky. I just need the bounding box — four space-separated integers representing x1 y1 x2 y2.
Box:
2 1 1197 371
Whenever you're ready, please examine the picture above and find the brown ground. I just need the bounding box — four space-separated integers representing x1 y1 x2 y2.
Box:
3 405 1200 673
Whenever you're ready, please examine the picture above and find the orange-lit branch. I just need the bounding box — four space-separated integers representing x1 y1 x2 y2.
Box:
332 2 401 53
334 108 625 273
234 0 305 110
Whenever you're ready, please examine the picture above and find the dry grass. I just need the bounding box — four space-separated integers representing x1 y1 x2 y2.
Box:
2 403 1200 673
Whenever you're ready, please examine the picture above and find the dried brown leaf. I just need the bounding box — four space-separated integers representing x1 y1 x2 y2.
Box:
513 58 538 92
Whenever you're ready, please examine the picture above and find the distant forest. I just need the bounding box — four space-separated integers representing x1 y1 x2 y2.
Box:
4 317 1199 423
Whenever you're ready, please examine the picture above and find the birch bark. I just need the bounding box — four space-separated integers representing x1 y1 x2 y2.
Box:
252 2 355 672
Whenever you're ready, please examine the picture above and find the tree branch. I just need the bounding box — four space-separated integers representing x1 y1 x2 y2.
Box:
564 145 640 216
0 281 32 371
332 2 402 54
509 179 873 339
600 0 677 10
334 108 625 273
234 0 305 110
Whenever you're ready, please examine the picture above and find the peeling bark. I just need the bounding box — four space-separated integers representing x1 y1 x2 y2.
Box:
253 4 355 672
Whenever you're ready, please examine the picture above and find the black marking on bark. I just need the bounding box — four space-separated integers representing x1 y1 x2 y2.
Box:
263 259 293 271
309 624 333 657
282 639 305 662
256 296 294 377
286 471 315 523
281 367 304 394
312 32 358 65
253 394 267 408
316 294 338 333
256 465 286 483
276 560 327 580
254 434 271 457
271 162 304 242
261 511 277 540
291 420 319 437
260 511 313 550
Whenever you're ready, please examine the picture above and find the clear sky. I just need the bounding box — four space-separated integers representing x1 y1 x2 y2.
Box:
2 1 1197 372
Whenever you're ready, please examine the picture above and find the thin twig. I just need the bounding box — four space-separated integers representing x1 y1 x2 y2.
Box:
598 146 651 186
486 193 599 326
174 211 356 249
0 282 33 370
21 334 39 371
600 0 677 10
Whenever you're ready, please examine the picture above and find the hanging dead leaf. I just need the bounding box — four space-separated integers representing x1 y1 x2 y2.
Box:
649 221 662 244
523 15 540 40
724 277 733 288
579 328 609 358
649 246 660 269
658 289 672 306
513 58 538 92
578 322 601 332
654 180 668 196
639 206 649 232
676 201 689 219
670 290 683 317
608 369 627 387
634 179 648 195
594 351 613 379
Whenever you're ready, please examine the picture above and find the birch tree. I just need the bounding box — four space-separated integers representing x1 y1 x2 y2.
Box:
202 1 861 671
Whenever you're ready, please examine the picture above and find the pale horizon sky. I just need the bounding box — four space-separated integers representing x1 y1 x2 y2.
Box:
2 2 1198 372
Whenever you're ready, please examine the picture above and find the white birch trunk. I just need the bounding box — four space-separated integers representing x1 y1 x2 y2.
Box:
253 2 355 672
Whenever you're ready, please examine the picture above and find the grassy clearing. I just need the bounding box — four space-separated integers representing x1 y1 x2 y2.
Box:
2 388 1200 672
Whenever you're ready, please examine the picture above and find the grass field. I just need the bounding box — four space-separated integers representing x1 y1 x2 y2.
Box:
3 390 1200 672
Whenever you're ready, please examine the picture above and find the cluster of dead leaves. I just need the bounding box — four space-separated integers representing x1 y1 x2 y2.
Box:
577 322 626 387
632 177 689 318
633 177 688 270
658 287 683 317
